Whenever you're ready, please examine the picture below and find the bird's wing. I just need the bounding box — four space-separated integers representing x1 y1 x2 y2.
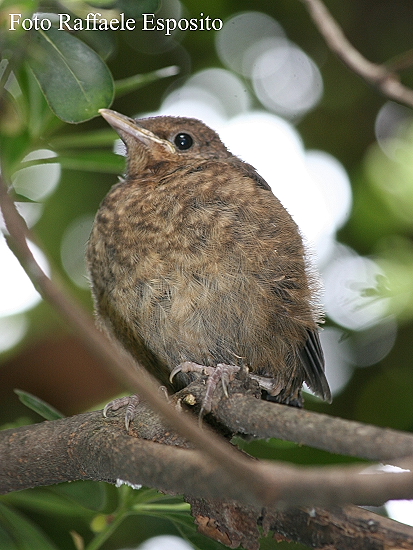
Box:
300 329 332 402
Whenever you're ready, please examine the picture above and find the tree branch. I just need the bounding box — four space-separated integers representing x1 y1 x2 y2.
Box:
300 0 413 108
189 499 413 550
2 384 413 508
181 380 413 461
263 505 413 550
2 390 413 549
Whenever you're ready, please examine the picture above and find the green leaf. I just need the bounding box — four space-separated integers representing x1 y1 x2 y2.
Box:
0 522 15 550
115 65 179 98
3 483 108 516
27 27 114 123
125 491 226 550
50 129 120 149
0 503 59 550
58 151 126 173
13 62 61 139
54 481 109 512
13 148 125 174
2 489 89 517
75 29 116 60
14 389 64 420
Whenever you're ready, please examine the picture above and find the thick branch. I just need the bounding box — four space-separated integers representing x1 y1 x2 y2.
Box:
1 399 413 549
301 0 413 108
2 394 413 509
264 505 413 550
189 499 413 550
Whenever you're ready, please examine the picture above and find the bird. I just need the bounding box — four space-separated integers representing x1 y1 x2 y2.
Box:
87 108 331 424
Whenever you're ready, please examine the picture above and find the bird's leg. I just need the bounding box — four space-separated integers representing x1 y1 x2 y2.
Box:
170 362 241 415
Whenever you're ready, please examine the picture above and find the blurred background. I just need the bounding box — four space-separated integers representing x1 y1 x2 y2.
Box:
2 0 413 546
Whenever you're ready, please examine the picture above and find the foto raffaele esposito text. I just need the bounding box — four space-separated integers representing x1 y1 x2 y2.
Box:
8 12 224 34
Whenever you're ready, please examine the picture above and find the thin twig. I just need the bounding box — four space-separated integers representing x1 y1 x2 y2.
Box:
300 0 413 108
183 381 413 461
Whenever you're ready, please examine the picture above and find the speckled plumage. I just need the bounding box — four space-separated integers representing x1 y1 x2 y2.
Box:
87 110 331 406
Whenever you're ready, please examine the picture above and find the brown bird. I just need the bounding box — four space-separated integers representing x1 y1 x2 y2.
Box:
87 109 331 422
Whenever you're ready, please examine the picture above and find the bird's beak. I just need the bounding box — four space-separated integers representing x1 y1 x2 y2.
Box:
99 109 175 154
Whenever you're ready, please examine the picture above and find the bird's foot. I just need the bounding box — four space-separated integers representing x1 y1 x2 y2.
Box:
103 386 170 430
170 362 241 415
103 394 140 431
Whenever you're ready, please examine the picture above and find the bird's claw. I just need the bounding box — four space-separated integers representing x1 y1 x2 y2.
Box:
169 361 215 383
103 394 140 431
171 361 241 415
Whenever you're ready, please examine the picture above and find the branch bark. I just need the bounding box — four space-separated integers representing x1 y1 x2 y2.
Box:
301 0 413 108
2 389 413 550
181 380 413 461
189 499 413 550
2 383 413 508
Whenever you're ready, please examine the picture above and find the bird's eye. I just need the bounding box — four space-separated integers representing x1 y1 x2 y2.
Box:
174 133 193 150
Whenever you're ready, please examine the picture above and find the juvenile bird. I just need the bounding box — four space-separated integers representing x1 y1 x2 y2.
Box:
87 109 331 421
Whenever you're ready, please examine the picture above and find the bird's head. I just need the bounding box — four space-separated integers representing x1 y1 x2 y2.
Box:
99 109 232 177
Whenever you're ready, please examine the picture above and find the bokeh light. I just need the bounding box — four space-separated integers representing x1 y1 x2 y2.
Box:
386 500 413 528
319 327 354 395
375 101 413 158
322 244 391 331
0 150 58 352
216 11 323 118
0 234 50 353
0 315 28 354
216 11 285 75
365 129 413 228
251 39 323 118
375 236 413 321
11 149 61 202
349 317 398 368
61 214 94 289
136 535 193 550
0 236 49 317
305 150 352 259
159 68 250 125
